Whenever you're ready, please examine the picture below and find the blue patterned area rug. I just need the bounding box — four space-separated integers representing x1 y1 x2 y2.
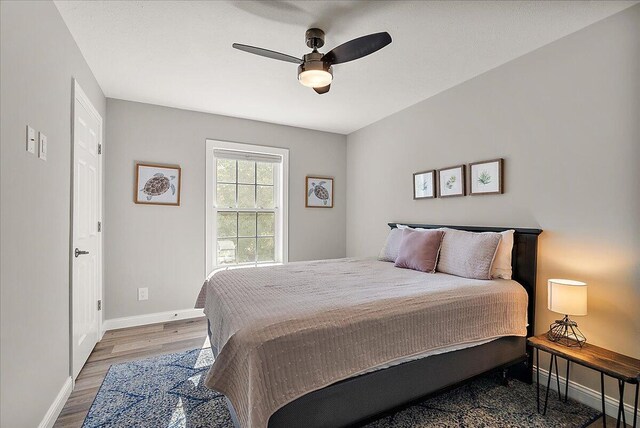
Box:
84 348 601 428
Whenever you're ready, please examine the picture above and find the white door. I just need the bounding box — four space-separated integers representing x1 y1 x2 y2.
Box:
72 80 103 380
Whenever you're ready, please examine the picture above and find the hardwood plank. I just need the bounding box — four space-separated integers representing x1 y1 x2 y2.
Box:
102 323 164 339
111 329 207 353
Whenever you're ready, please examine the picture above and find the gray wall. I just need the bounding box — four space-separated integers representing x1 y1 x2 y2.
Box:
0 1 106 426
104 99 346 319
347 5 639 404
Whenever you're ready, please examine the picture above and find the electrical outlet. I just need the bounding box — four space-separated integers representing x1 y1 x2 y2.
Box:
138 287 148 301
26 125 36 154
38 132 47 161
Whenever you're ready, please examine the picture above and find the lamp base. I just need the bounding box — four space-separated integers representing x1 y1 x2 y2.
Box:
547 315 586 348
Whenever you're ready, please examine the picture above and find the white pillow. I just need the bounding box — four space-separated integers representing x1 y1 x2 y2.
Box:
436 229 502 280
491 230 514 279
396 224 430 231
378 228 404 262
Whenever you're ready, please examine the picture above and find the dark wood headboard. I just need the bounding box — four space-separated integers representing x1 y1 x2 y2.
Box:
388 223 542 338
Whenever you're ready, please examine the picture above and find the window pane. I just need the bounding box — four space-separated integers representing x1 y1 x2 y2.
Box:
257 212 275 236
237 238 256 263
217 212 237 238
238 212 256 237
256 162 274 185
257 237 275 262
237 185 255 208
238 160 255 184
217 238 236 265
256 185 274 209
216 159 236 183
217 184 236 208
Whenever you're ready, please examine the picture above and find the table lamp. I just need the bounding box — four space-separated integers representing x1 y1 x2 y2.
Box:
547 279 587 347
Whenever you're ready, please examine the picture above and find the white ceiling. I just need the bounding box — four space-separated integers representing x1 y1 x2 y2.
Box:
55 1 637 135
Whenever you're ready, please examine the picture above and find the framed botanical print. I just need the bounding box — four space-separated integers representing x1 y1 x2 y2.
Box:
306 176 333 208
135 163 181 206
438 165 465 197
469 158 503 195
413 170 436 199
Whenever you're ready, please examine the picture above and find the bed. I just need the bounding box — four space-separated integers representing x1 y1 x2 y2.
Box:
196 223 542 428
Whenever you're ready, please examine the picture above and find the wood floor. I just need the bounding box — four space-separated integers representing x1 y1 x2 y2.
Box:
54 317 626 427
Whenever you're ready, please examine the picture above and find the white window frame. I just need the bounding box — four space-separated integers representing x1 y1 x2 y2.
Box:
206 139 289 276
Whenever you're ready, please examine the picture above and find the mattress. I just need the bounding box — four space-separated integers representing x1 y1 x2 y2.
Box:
195 258 528 428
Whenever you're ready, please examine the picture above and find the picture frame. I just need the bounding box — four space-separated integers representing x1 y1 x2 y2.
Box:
437 164 465 198
134 163 181 206
306 176 334 208
469 158 504 195
413 170 436 199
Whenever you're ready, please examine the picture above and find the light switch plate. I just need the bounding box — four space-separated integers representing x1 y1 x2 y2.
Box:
38 132 47 160
26 126 36 154
138 287 149 301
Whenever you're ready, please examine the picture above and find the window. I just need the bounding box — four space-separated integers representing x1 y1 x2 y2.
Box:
206 140 288 274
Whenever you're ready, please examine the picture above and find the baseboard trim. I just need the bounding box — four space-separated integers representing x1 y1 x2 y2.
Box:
535 365 639 421
38 376 72 428
103 308 204 332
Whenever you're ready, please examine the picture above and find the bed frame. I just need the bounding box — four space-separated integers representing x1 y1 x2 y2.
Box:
226 223 542 428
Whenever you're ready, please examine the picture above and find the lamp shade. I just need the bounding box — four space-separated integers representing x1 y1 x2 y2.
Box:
548 279 587 316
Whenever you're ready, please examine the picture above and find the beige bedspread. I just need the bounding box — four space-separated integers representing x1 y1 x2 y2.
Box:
195 258 528 428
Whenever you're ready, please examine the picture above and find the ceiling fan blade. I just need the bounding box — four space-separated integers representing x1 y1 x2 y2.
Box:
323 32 391 65
232 43 302 64
313 84 331 94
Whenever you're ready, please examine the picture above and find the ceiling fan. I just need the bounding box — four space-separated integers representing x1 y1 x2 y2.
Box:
232 28 392 94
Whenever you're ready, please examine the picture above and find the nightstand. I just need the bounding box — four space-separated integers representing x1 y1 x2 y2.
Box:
528 334 639 428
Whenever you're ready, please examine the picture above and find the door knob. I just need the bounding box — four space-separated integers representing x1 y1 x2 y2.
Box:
75 248 89 258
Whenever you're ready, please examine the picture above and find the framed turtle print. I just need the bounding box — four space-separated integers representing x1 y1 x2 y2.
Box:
135 163 181 206
469 158 503 195
306 176 333 208
413 170 436 199
437 164 465 197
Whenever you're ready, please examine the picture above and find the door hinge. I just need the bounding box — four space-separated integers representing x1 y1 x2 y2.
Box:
98 221 102 232
97 300 102 311
98 143 102 154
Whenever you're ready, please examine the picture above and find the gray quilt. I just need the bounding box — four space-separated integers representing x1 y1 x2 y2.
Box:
195 258 528 428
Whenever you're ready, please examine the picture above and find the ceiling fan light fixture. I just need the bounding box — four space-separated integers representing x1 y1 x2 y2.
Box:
233 29 391 94
298 55 332 88
298 69 332 88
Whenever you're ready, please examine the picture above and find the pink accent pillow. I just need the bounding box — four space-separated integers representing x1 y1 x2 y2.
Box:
394 229 445 273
